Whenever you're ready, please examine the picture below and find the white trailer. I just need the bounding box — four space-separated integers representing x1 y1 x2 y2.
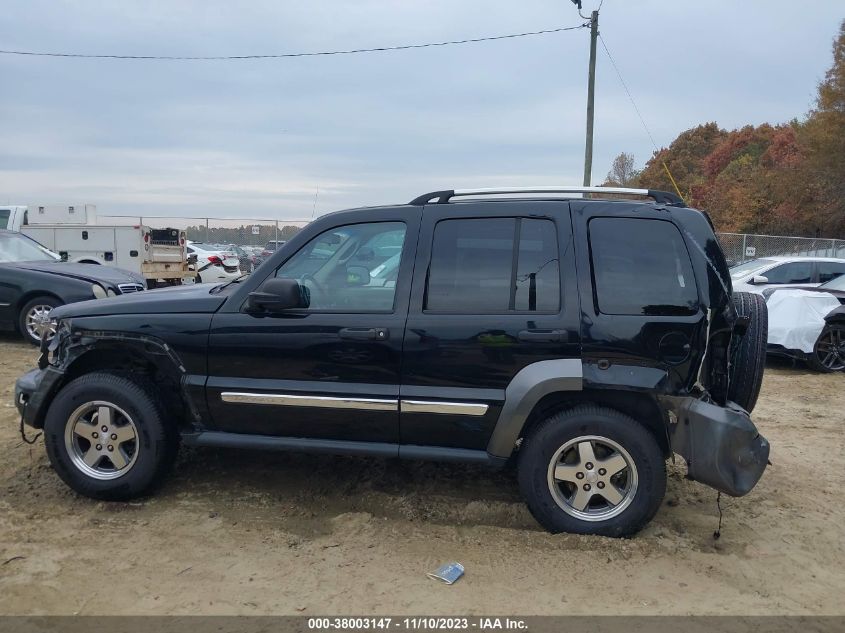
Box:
1 205 194 286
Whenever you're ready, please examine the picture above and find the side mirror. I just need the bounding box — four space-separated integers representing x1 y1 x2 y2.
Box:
248 278 310 312
345 265 371 287
751 275 769 285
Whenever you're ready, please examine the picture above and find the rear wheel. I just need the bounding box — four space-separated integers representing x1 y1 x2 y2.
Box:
44 373 177 500
517 405 666 537
18 295 62 346
729 291 768 412
807 324 845 373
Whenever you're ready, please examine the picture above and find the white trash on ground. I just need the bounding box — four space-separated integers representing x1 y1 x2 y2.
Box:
766 289 841 353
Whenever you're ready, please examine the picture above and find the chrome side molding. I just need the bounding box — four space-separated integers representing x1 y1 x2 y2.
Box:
400 400 488 417
220 392 489 416
221 392 398 411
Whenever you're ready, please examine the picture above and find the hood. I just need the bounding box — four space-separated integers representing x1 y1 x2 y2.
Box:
51 282 227 319
5 260 144 285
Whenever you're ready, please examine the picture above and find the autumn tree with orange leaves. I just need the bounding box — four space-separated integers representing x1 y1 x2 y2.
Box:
615 20 845 238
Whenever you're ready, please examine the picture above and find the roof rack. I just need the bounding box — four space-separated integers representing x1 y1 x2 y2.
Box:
409 186 686 207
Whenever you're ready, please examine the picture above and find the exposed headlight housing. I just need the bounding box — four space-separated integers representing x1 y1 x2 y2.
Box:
91 283 107 299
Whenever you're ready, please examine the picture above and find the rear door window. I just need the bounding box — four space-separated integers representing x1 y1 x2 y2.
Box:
817 261 845 284
589 217 698 316
763 261 814 284
425 218 560 313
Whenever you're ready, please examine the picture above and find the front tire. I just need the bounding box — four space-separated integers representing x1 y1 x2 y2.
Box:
44 373 176 500
18 295 62 346
517 405 666 537
807 324 845 373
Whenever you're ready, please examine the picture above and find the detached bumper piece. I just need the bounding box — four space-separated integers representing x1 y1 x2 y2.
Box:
670 398 769 497
15 367 63 429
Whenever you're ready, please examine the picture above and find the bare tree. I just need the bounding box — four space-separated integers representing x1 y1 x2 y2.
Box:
605 152 641 187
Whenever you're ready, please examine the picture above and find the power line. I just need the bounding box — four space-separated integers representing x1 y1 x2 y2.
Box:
599 32 685 201
0 24 588 61
598 33 658 152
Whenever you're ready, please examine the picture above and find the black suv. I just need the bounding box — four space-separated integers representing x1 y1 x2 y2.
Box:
15 187 770 537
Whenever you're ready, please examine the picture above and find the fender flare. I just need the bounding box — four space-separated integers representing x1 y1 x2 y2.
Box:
486 359 582 458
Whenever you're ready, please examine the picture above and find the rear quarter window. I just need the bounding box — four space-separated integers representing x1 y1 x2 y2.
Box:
589 217 698 316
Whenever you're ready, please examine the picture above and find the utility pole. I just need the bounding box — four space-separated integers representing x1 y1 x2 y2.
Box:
582 10 598 186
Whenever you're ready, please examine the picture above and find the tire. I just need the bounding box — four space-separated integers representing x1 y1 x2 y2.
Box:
807 323 845 373
517 405 666 537
728 291 768 412
18 295 62 346
43 373 177 500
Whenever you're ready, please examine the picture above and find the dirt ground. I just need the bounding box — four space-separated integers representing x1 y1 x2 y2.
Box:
0 334 843 616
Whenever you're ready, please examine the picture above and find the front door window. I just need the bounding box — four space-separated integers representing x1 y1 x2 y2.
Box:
276 222 406 312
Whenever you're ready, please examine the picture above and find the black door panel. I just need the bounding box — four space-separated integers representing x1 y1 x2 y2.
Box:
570 201 707 393
400 201 580 450
206 208 420 441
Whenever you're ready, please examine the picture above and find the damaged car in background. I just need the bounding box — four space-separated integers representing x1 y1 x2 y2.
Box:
764 275 845 372
14 186 770 537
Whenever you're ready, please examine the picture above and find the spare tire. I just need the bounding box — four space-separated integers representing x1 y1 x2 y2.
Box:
728 291 768 412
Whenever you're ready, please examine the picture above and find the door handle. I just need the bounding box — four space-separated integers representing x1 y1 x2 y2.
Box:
339 327 389 341
518 329 566 343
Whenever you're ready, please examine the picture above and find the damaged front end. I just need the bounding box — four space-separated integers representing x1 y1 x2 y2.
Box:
15 319 73 429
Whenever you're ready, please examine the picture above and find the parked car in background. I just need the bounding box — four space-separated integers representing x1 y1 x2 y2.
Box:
764 275 845 372
0 230 145 344
186 242 241 284
261 240 286 259
730 256 845 294
223 244 258 274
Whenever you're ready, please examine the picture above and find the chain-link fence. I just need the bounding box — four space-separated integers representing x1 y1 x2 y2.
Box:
97 215 311 248
717 232 845 266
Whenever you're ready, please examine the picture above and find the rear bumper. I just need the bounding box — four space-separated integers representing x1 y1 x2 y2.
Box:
667 397 769 497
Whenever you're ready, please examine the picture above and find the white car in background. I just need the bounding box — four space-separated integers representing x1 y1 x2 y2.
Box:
186 241 241 284
730 256 845 294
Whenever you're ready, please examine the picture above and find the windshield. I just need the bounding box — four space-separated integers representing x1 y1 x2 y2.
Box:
0 232 60 263
729 258 776 279
819 275 845 291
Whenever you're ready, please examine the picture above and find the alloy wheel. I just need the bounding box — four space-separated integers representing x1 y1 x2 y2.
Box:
815 326 845 371
547 435 638 522
64 401 139 480
25 304 57 342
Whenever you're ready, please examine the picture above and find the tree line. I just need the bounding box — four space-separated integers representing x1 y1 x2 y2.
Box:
605 20 845 238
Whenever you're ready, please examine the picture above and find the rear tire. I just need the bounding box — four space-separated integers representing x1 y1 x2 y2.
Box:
43 373 177 500
807 323 845 373
517 405 666 537
729 291 768 412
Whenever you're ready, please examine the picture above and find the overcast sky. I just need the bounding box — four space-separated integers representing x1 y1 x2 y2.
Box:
1 1 842 222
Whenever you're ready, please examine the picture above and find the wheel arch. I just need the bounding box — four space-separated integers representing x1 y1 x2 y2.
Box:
15 291 63 319
518 389 670 459
43 335 198 432
486 358 670 460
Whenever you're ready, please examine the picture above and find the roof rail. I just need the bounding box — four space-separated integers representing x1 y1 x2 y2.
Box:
409 186 686 207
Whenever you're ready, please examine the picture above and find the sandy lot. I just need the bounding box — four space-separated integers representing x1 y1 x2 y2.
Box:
0 334 843 616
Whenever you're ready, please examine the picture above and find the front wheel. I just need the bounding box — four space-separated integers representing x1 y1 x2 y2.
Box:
18 295 62 346
517 405 666 537
807 324 845 372
44 373 177 500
